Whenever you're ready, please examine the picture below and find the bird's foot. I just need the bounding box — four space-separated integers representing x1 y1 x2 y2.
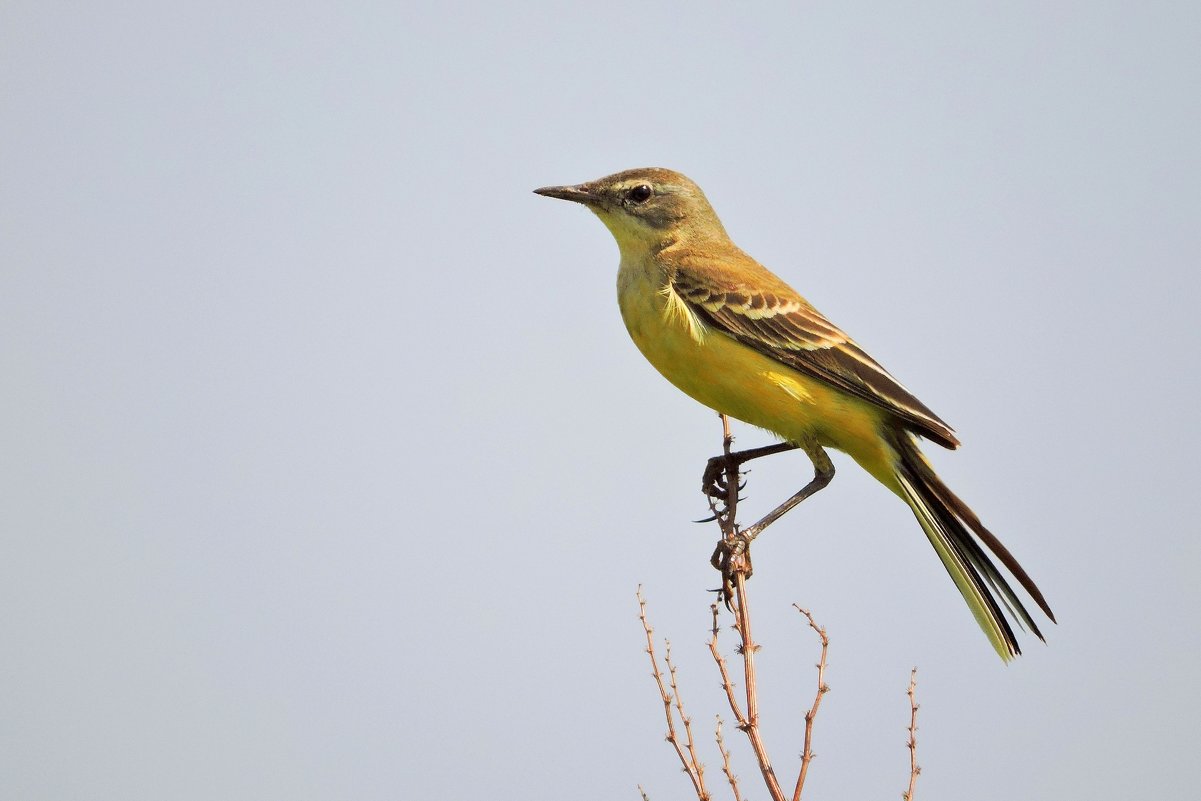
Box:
701 453 734 499
710 532 753 607
700 453 746 523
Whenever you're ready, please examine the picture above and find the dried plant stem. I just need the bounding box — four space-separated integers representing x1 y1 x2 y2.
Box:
666 642 706 790
730 570 787 801
791 606 830 801
715 717 744 801
639 415 929 801
637 587 711 801
904 668 921 801
705 414 786 801
707 605 746 729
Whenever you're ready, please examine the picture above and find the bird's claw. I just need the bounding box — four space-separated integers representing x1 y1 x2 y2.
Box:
701 454 736 498
710 532 754 606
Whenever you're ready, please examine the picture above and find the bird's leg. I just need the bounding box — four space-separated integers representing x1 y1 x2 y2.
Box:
742 443 835 542
703 416 801 602
710 441 835 603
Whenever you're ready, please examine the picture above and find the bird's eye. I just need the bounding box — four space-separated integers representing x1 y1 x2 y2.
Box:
628 184 653 204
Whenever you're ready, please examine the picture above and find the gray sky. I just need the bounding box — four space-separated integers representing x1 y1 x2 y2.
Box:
2 2 1198 799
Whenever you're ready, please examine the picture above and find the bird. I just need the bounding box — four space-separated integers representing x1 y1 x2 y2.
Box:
534 167 1054 661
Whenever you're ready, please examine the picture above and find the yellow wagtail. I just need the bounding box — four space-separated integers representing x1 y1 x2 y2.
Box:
535 167 1054 660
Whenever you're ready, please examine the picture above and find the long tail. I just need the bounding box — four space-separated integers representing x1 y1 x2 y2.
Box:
891 432 1055 661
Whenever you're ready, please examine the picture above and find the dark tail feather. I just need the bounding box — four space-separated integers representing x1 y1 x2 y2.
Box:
920 468 1057 624
893 432 1055 659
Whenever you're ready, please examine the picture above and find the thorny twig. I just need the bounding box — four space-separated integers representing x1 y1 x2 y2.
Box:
637 586 710 801
666 642 706 791
707 605 746 731
638 415 927 801
728 570 786 801
715 717 744 801
792 606 830 801
904 668 921 801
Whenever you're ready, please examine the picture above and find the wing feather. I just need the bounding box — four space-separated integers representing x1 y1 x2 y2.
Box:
671 256 960 449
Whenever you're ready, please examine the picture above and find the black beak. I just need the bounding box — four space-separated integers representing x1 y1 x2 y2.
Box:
533 183 598 205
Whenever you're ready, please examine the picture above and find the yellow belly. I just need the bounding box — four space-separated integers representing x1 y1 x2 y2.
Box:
617 263 897 487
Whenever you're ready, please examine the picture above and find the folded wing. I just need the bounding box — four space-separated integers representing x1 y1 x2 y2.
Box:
671 257 960 449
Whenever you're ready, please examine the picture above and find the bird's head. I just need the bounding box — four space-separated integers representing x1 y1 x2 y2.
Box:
535 167 727 254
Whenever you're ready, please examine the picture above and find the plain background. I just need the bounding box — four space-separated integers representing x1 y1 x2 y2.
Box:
3 2 1198 799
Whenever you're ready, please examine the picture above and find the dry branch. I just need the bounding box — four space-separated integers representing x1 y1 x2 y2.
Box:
637 587 711 801
904 668 921 801
636 414 928 801
714 717 744 801
792 606 830 801
728 570 787 801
